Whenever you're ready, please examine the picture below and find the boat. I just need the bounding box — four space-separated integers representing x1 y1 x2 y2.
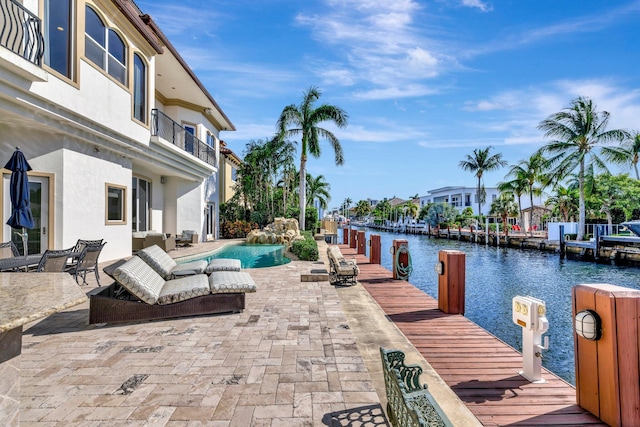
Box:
622 220 640 237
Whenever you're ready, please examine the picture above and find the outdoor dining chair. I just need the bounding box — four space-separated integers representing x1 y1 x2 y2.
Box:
0 241 20 259
68 242 106 286
36 248 75 273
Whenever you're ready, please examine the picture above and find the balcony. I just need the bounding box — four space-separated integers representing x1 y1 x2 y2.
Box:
151 109 216 167
0 0 44 66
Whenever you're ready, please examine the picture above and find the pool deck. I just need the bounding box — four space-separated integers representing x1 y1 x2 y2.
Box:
14 240 604 426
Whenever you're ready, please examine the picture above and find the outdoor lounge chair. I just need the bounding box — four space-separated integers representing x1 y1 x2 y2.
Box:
327 246 359 286
88 256 257 324
205 258 241 274
137 245 208 279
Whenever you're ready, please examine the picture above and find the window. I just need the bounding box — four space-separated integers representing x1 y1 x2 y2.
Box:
183 125 196 154
206 132 215 147
44 0 73 78
133 53 147 122
231 167 237 181
106 183 126 224
85 6 126 84
132 177 151 231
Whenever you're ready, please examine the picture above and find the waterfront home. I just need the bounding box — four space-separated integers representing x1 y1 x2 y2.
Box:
0 0 234 262
218 140 241 204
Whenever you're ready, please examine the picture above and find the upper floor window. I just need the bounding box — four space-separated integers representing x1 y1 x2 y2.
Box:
84 6 126 85
133 53 147 123
44 0 73 78
206 132 215 147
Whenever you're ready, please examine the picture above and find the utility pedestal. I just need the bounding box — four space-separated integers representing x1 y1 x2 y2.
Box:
369 234 381 264
572 284 640 426
357 231 366 255
436 250 465 314
391 239 408 280
349 229 357 249
512 296 549 383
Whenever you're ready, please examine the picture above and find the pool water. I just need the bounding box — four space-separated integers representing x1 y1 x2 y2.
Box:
346 228 640 385
200 243 290 269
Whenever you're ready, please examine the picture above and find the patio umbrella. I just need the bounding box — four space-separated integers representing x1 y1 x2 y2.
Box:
4 147 34 256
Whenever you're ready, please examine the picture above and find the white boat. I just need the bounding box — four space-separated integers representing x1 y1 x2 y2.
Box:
622 220 640 237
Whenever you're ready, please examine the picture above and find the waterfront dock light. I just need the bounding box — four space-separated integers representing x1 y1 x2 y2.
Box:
575 310 602 341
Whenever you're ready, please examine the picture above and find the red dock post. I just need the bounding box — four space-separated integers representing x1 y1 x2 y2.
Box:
349 229 357 249
369 234 381 264
342 227 349 245
572 283 640 426
357 231 366 255
437 250 466 314
392 239 409 280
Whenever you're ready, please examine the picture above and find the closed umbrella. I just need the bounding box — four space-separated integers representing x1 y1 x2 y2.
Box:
4 147 34 257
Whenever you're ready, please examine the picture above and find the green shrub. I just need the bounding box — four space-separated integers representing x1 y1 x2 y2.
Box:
291 231 319 261
221 220 258 239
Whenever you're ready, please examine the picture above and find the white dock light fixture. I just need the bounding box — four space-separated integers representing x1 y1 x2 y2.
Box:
575 310 602 341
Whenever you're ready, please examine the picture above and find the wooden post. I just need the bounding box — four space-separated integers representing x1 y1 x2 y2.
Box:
370 234 381 264
572 283 640 426
559 225 565 259
357 230 366 255
437 250 465 315
349 229 357 249
342 227 349 245
392 239 408 280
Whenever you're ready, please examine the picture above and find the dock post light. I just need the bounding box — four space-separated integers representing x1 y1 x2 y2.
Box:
512 295 550 383
575 310 602 341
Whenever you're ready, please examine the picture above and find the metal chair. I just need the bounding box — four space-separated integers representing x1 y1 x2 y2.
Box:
73 239 104 254
36 248 75 272
69 242 106 285
0 241 20 259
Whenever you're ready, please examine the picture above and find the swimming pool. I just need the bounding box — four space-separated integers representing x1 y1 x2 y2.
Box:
183 243 291 269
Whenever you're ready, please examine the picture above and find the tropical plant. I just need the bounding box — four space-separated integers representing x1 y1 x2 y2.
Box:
586 173 640 228
373 199 392 221
537 96 628 240
490 193 520 229
545 185 579 222
403 200 419 219
342 197 352 218
500 153 546 236
459 146 507 217
354 200 371 219
276 86 348 230
602 131 640 179
305 173 331 210
424 202 458 228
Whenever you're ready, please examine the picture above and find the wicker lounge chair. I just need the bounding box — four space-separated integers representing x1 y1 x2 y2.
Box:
137 245 208 279
205 258 241 274
89 256 256 324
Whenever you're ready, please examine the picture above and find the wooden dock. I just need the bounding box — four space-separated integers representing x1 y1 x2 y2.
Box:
339 245 606 426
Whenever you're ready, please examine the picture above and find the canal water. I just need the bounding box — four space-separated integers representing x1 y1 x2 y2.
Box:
345 228 640 385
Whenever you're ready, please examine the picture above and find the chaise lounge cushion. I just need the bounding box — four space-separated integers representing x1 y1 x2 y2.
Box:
209 271 257 294
205 258 242 274
138 245 207 280
112 257 165 304
157 275 210 305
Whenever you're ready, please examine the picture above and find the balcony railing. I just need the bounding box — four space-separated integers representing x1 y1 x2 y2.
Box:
0 0 44 66
151 109 216 167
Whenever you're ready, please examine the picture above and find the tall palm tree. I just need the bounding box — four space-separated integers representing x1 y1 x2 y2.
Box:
354 200 371 219
537 96 627 240
545 185 579 222
501 153 546 236
602 130 640 179
306 174 331 210
497 174 527 229
459 146 507 218
276 86 348 230
343 197 352 219
490 193 520 230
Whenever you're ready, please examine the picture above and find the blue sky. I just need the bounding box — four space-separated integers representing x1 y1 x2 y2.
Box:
139 0 640 210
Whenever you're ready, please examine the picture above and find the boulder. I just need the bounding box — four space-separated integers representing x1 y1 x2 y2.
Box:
246 218 304 248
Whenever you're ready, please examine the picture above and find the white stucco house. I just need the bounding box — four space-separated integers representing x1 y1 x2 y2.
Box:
0 0 234 262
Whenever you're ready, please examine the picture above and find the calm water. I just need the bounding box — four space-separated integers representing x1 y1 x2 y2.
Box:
345 228 640 385
201 243 290 269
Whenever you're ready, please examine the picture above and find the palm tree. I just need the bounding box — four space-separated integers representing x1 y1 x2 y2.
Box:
354 200 371 219
403 200 418 219
276 86 348 230
545 185 579 222
459 146 507 218
602 130 640 179
497 174 527 229
490 193 520 230
343 197 352 219
537 96 627 240
306 174 331 210
500 153 546 236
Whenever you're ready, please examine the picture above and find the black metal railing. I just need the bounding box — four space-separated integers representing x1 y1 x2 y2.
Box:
151 109 216 166
0 0 44 66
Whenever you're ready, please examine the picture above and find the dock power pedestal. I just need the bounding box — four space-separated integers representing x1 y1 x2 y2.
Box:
512 295 549 383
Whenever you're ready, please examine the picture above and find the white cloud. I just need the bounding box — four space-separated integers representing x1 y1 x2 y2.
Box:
460 0 492 12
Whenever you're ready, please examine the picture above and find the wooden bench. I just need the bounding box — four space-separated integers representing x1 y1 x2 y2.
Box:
326 246 359 286
380 347 452 427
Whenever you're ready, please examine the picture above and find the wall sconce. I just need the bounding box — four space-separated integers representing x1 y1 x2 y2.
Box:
160 176 166 184
575 310 602 341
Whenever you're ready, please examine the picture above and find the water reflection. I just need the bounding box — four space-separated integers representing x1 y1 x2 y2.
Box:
347 228 640 385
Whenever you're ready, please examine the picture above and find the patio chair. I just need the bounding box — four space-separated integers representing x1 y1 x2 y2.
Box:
36 248 75 272
69 242 107 286
0 241 20 259
73 238 104 253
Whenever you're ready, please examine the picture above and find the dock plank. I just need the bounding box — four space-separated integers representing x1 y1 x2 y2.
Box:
339 245 606 426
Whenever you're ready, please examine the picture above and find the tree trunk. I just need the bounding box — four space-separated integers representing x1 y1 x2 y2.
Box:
299 156 307 231
477 176 482 218
528 188 534 237
577 160 585 240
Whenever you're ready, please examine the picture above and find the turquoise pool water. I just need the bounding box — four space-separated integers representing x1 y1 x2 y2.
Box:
195 243 291 269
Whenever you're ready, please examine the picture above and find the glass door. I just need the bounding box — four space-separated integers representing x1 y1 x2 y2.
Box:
3 175 49 255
